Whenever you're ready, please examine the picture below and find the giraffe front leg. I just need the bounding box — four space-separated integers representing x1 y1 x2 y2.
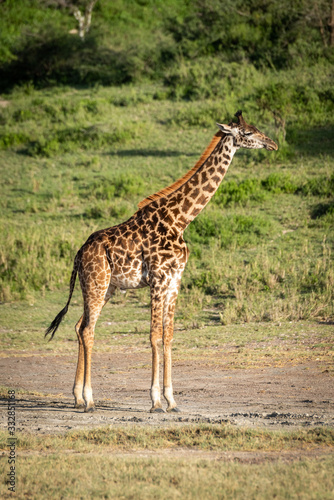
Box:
82 329 95 412
163 280 181 413
163 341 179 412
149 285 165 413
150 337 164 413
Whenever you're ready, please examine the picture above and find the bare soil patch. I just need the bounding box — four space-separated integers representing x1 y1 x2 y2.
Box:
1 351 333 434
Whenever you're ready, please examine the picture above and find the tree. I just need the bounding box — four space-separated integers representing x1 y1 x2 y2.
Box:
70 0 98 40
44 0 98 40
331 0 334 46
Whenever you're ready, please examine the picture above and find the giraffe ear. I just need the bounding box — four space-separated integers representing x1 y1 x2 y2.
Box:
216 123 237 136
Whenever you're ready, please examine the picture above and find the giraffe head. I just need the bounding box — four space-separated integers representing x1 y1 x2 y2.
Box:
217 111 278 151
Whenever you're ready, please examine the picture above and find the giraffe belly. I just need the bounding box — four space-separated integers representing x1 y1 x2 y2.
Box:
109 261 149 290
111 274 148 290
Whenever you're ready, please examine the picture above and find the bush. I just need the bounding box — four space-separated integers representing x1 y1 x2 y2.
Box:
1 0 333 91
187 212 274 248
261 173 298 194
165 58 260 100
90 174 145 200
215 179 265 207
213 173 334 209
299 174 334 197
28 125 134 157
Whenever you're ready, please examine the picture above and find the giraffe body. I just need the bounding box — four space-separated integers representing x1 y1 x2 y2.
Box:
46 112 277 413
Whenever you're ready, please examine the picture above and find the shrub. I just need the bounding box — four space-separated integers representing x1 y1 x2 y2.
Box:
186 212 274 248
261 173 298 194
81 174 146 202
299 174 334 197
0 131 29 149
28 125 134 157
215 179 265 207
165 58 260 100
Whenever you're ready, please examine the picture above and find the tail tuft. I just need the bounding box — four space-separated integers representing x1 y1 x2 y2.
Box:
45 253 79 341
45 305 68 341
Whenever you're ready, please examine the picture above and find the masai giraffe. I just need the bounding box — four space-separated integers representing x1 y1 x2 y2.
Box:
45 111 278 413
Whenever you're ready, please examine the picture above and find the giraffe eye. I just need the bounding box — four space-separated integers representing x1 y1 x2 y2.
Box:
244 132 253 136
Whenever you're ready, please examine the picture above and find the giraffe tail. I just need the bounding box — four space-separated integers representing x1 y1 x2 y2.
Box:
45 254 79 341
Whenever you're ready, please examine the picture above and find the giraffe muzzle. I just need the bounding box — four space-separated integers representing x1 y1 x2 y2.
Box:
264 139 278 151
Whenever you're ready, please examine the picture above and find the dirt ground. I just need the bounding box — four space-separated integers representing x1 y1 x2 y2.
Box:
1 351 333 435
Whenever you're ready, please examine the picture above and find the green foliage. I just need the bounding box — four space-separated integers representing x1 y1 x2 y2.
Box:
165 0 333 68
214 179 266 206
311 201 334 221
82 174 146 201
0 0 333 90
167 101 229 128
252 66 334 130
0 131 29 149
261 173 298 194
299 174 334 197
187 212 275 248
165 58 260 100
213 173 334 208
0 223 79 301
0 92 149 157
28 124 134 157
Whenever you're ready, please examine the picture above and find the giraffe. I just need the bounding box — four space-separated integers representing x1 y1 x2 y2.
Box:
45 111 278 413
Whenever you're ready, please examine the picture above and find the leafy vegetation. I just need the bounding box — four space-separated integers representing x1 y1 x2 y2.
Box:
1 0 333 90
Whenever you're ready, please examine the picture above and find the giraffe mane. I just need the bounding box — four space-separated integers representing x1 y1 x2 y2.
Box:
137 130 224 209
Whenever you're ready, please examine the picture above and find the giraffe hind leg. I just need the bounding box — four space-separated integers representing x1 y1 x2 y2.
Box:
73 314 85 409
73 282 115 412
79 301 104 412
149 279 169 413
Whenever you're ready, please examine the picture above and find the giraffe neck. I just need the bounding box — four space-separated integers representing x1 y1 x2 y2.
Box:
162 135 236 232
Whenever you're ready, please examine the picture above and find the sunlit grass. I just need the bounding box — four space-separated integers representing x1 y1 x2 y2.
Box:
1 453 333 500
0 425 333 499
0 83 333 324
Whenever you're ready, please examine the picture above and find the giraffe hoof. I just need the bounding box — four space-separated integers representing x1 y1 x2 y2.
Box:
84 406 96 413
74 403 85 410
150 407 165 413
167 407 181 413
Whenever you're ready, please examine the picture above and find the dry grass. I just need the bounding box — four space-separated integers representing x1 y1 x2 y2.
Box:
0 436 333 499
1 425 333 453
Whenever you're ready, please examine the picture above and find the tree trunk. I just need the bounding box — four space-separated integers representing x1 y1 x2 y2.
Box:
331 0 334 46
72 0 97 41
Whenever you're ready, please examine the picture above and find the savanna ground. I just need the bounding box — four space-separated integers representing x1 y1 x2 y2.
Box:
1 1 334 497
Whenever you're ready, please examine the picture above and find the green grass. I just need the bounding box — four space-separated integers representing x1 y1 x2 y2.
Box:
1 425 333 452
0 82 333 325
1 292 333 372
